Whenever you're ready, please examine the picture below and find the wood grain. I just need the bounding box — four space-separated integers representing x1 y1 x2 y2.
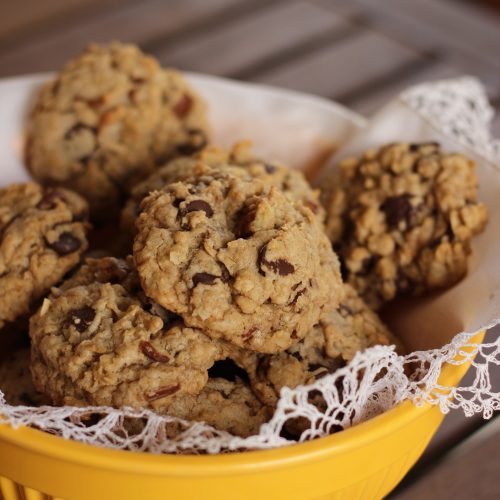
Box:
154 1 349 77
0 0 246 77
253 30 425 99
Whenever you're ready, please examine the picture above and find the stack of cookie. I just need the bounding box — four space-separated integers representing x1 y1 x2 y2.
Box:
0 43 487 439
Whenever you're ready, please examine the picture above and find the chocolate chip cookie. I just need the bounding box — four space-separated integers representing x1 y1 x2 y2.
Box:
134 170 342 353
323 143 488 309
26 42 208 221
0 183 89 333
232 284 399 406
30 257 271 436
121 141 323 235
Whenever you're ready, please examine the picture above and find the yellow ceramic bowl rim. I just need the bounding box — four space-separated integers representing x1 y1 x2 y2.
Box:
0 335 481 477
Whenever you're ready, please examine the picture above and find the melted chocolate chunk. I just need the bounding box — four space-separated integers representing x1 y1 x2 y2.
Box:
233 203 258 239
192 272 217 286
140 341 170 363
257 243 295 276
184 200 213 218
381 194 414 229
47 232 81 255
68 306 95 333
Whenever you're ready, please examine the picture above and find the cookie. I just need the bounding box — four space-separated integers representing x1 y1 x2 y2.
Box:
166 378 271 437
26 42 208 221
30 258 271 436
134 170 342 353
0 348 49 406
0 183 89 333
323 143 488 309
233 284 399 406
122 142 323 235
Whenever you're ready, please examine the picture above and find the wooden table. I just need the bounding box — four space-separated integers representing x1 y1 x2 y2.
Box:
0 0 499 497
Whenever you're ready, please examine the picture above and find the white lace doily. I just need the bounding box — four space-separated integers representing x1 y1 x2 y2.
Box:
1 77 499 454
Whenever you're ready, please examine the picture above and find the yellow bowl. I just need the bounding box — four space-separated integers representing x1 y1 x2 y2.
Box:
0 332 482 500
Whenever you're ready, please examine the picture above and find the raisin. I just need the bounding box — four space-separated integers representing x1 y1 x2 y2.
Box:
173 94 193 118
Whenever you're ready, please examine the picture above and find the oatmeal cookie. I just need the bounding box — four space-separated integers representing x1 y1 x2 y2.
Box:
134 170 342 353
323 142 488 309
0 183 89 332
233 284 399 406
26 42 208 220
30 258 271 436
166 378 271 437
122 141 323 235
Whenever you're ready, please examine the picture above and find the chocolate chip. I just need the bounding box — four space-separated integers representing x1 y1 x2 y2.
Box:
192 272 217 286
264 164 276 174
131 77 146 85
233 203 257 238
147 384 181 402
381 194 413 229
177 129 208 155
140 341 170 363
184 200 213 218
257 243 295 276
47 232 81 255
256 356 272 378
37 189 67 210
173 94 193 118
290 288 306 305
68 306 95 333
218 262 232 283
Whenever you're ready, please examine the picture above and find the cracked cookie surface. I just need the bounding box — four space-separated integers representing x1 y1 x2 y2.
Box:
26 42 208 221
232 283 399 406
30 257 270 436
0 183 89 332
323 142 488 309
121 141 323 235
134 170 342 353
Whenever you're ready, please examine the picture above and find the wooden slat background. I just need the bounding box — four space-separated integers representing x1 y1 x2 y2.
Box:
0 0 498 497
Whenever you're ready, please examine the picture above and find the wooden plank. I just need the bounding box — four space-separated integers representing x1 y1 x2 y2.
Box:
253 30 425 99
0 0 246 77
317 0 500 92
154 1 350 77
0 0 136 49
393 416 500 499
